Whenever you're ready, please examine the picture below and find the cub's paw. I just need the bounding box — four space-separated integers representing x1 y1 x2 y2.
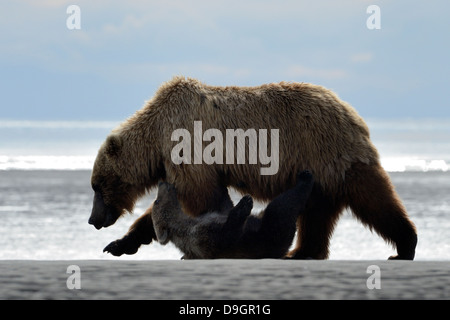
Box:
235 195 254 212
226 195 253 226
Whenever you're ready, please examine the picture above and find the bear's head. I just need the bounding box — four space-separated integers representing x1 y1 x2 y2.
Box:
89 133 149 229
151 182 181 245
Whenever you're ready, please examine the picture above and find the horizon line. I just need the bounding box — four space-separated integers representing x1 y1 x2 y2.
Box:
2 118 450 131
0 119 120 129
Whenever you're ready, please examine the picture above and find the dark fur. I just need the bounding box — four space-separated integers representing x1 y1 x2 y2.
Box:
151 171 314 259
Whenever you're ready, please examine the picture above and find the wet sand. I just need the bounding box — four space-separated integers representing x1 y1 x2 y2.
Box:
0 260 448 300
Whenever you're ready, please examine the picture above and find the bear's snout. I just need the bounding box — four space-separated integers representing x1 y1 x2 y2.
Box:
88 215 103 230
89 192 119 229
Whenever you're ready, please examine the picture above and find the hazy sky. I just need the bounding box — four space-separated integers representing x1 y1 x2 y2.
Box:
0 0 449 121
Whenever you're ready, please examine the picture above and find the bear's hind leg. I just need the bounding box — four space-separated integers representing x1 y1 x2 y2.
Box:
345 162 418 260
287 184 344 259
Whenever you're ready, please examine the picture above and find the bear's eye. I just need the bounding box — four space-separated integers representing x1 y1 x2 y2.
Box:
154 199 160 205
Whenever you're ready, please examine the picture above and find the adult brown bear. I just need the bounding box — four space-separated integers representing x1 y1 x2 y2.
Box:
89 76 417 260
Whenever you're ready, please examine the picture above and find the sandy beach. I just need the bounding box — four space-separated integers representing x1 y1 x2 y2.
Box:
0 260 448 300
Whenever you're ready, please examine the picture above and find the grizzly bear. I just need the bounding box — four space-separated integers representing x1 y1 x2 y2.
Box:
152 171 314 259
91 76 417 260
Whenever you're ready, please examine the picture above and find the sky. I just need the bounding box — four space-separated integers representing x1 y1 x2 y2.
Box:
0 0 449 121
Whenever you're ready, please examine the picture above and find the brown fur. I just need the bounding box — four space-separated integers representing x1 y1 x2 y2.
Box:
93 76 417 260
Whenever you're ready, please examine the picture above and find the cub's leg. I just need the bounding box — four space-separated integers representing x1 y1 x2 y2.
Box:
259 171 314 258
224 195 253 229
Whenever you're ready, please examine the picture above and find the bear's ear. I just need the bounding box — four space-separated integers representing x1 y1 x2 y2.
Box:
105 133 123 158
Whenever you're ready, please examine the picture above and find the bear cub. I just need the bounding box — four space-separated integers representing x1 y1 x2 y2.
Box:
152 170 314 259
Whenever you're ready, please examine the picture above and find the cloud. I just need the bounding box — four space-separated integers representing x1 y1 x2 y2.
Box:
96 61 252 85
101 14 147 35
286 65 348 80
350 52 373 63
1 1 449 120
17 0 73 8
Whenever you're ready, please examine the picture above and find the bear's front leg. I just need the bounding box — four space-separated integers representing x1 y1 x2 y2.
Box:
104 206 156 256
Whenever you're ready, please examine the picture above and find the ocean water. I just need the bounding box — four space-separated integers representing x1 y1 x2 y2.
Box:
0 119 449 260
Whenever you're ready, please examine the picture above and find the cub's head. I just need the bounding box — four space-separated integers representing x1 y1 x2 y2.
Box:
89 133 147 229
151 182 180 245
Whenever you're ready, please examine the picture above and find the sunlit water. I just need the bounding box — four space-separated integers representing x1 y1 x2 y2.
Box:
0 119 449 260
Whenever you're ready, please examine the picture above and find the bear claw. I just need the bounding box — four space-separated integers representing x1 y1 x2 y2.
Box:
103 236 139 256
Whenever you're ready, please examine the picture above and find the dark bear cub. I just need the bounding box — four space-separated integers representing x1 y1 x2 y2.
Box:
152 171 314 259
